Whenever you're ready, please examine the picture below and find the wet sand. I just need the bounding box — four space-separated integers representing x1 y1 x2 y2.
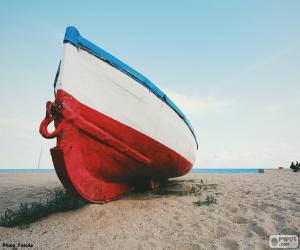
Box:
0 172 299 249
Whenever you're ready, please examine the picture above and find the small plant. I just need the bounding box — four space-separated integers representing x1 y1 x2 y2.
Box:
193 195 217 206
0 188 87 228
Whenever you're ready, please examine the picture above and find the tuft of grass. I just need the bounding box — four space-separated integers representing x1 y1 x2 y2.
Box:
18 223 30 230
0 188 87 228
193 195 217 206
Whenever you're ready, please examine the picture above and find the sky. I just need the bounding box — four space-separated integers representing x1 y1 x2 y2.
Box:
0 0 299 169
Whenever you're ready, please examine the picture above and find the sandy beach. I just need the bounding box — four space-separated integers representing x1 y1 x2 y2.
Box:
0 172 299 250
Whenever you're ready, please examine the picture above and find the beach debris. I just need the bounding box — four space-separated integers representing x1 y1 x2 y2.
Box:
154 179 217 196
41 230 48 235
193 195 217 206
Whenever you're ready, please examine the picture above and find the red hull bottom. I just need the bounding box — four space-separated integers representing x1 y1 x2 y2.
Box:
40 90 192 203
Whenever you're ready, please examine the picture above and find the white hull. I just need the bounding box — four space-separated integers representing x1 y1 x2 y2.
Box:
55 43 197 164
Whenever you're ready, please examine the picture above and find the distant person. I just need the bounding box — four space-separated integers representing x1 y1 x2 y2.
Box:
277 166 284 172
290 161 300 172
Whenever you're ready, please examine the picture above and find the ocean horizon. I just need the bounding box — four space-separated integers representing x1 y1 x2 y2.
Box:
0 168 262 174
191 168 260 174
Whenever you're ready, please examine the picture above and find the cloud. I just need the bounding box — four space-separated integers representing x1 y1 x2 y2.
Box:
0 116 55 168
220 43 300 85
167 91 235 116
0 116 40 140
0 117 36 131
196 142 300 168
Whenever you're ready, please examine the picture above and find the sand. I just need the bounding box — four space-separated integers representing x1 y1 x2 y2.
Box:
0 172 299 250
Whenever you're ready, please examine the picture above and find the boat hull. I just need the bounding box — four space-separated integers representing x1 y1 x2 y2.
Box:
47 90 192 202
56 43 197 165
40 27 197 203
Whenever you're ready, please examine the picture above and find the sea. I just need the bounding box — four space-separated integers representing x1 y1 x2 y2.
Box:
191 168 259 174
0 168 260 174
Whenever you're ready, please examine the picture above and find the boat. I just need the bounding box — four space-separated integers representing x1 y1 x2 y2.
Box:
39 26 198 203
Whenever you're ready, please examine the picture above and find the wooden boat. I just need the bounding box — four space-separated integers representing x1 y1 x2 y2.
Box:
39 26 198 203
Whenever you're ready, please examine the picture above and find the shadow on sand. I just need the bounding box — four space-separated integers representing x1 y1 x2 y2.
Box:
127 178 217 200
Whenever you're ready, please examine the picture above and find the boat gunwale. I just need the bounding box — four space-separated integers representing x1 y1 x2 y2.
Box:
63 26 198 148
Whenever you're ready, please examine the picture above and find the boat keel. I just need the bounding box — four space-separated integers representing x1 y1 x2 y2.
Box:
50 147 133 203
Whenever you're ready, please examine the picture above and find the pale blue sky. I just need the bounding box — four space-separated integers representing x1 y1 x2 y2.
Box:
0 0 299 168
